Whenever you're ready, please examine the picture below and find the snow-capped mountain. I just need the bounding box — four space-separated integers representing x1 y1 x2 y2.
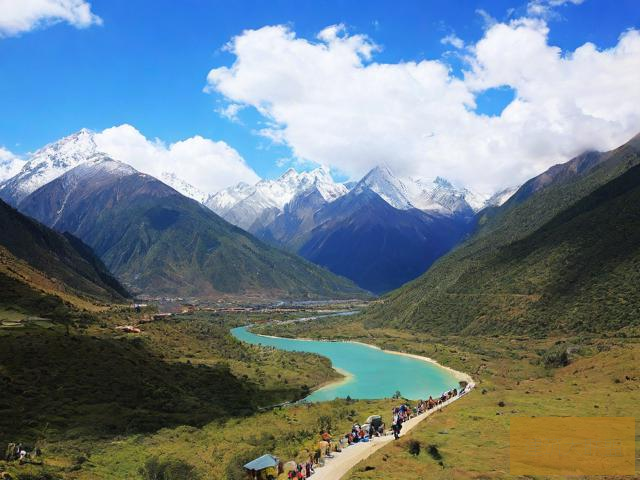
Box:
407 176 486 215
352 165 414 210
208 163 489 232
483 185 519 208
0 129 99 205
352 166 487 215
160 172 208 204
206 166 347 231
0 129 213 209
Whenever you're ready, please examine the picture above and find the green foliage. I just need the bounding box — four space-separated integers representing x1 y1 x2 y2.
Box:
542 344 570 368
20 174 366 299
139 456 199 480
0 199 128 304
316 415 333 434
224 448 264 480
0 313 341 448
365 138 640 335
0 272 72 319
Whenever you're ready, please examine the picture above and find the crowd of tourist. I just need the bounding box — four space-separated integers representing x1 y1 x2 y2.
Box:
245 382 472 479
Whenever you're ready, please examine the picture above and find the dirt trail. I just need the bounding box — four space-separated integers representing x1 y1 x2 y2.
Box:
311 385 474 480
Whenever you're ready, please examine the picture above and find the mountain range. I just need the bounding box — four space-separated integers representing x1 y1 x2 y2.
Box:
208 165 506 292
365 133 640 334
206 167 348 231
16 154 364 299
1 128 522 298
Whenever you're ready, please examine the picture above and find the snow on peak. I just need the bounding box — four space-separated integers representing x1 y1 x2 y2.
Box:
349 167 488 215
206 166 348 229
484 185 519 208
408 176 487 214
354 165 414 210
0 129 100 203
160 172 208 203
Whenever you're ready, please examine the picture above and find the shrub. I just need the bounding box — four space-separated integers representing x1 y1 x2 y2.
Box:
140 456 199 480
542 344 570 368
427 444 442 461
407 439 421 456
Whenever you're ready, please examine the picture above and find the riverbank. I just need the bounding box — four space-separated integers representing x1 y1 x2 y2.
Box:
257 333 472 384
348 340 473 385
233 326 467 401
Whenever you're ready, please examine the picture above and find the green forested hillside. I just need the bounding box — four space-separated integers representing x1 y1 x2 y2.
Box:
18 160 367 300
365 134 640 335
0 199 128 317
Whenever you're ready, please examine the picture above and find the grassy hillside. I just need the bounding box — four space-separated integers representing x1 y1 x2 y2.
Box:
0 199 128 324
0 311 342 479
253 316 639 480
0 199 128 308
19 160 367 300
365 135 640 335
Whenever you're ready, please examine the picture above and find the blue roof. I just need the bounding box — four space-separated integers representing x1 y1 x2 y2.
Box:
243 454 278 470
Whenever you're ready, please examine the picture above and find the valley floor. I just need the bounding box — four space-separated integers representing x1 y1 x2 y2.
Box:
255 317 640 479
1 309 638 479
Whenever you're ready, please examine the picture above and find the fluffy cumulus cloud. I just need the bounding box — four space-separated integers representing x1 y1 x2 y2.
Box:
0 147 26 182
0 0 101 37
94 125 259 194
206 20 640 193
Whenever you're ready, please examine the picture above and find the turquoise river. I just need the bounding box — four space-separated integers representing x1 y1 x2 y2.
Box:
231 326 461 402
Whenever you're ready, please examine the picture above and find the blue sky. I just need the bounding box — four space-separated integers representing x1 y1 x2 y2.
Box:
1 0 639 186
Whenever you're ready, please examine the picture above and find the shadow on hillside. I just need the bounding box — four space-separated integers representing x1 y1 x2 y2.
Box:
0 327 259 443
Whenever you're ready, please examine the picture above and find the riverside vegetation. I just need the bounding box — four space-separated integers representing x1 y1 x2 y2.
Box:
254 316 640 479
0 310 366 479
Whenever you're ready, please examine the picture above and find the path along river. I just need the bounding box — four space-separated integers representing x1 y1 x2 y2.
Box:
231 324 463 402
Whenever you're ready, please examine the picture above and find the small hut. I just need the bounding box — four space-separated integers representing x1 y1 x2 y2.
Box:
243 454 279 480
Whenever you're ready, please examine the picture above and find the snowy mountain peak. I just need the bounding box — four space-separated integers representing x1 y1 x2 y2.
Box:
281 167 298 180
37 129 98 164
408 176 486 214
206 166 348 230
0 129 100 205
355 165 414 210
160 172 208 203
484 185 519 208
70 155 138 179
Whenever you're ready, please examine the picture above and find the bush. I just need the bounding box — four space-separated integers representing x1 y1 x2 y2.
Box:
140 456 199 480
427 444 442 461
542 344 570 368
407 439 421 456
15 474 61 480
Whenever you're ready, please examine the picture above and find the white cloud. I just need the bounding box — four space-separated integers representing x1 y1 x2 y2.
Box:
94 125 259 194
476 9 497 29
0 147 26 182
217 103 245 122
527 0 584 20
0 0 101 37
206 20 640 194
440 33 465 49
